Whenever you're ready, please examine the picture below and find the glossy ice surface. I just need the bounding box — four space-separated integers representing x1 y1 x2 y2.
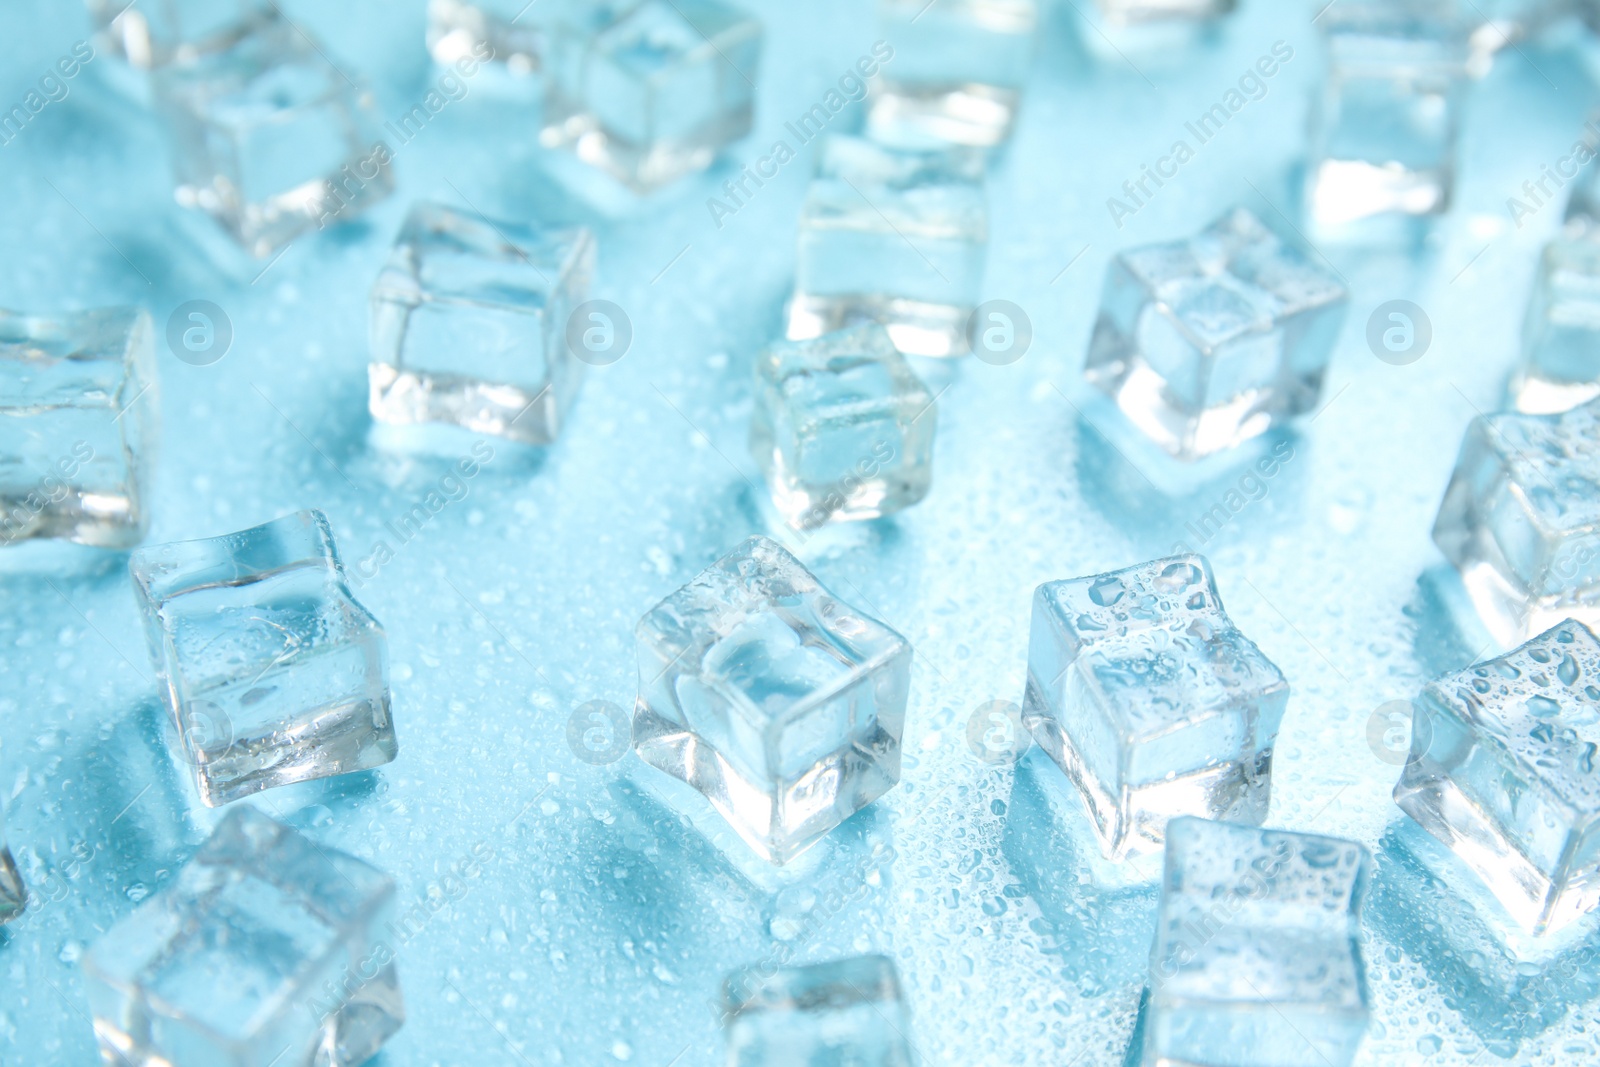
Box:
0 808 25 926
1512 238 1600 414
722 954 913 1067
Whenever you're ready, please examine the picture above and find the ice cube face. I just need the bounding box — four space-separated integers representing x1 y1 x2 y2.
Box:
1021 555 1289 859
153 19 393 258
369 202 596 445
1143 817 1371 1067
1305 4 1469 236
722 955 914 1067
1512 239 1600 415
867 0 1039 150
0 307 157 550
1431 399 1600 645
0 809 25 926
427 0 543 74
87 0 272 69
750 325 937 530
1394 620 1600 936
632 536 912 865
791 136 989 359
128 510 396 807
539 0 762 191
1085 208 1348 460
82 807 404 1067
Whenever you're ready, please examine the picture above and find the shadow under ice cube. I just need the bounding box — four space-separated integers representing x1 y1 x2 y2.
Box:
750 325 936 530
82 806 404 1067
1142 817 1371 1067
722 954 914 1067
0 306 157 550
1511 238 1600 414
154 17 392 258
129 509 396 807
540 0 763 191
1022 555 1288 858
1085 208 1347 460
790 136 988 358
1431 398 1600 644
632 536 911 865
1395 620 1600 936
867 0 1039 149
369 201 596 445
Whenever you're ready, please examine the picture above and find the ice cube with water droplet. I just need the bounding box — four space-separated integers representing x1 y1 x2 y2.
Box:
1395 619 1600 935
1022 555 1288 858
128 509 397 806
1142 816 1371 1067
722 954 913 1066
81 807 404 1067
632 536 911 864
1431 397 1600 645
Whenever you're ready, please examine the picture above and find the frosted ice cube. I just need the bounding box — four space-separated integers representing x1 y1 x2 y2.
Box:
867 0 1039 149
1306 2 1469 238
1431 399 1600 644
82 806 403 1067
632 536 912 864
791 135 988 358
0 807 24 926
0 306 157 550
1022 555 1288 858
128 509 396 806
750 324 937 530
369 201 596 445
153 19 392 258
1085 208 1347 460
1511 239 1600 414
1394 620 1600 935
722 955 913 1067
87 0 272 69
427 0 543 74
539 0 763 191
1143 817 1371 1067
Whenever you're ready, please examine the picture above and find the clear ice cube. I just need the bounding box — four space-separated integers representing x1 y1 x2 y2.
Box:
1305 2 1469 238
867 0 1039 150
1143 817 1371 1067
153 18 393 258
790 135 988 358
0 306 157 550
369 201 596 445
82 806 404 1067
722 954 914 1067
128 509 397 806
750 324 937 530
0 807 25 925
1077 0 1238 64
427 0 543 74
1431 398 1600 645
88 0 273 69
1085 208 1348 460
1394 619 1600 936
539 0 763 191
1022 555 1288 858
1511 238 1600 414
632 535 912 865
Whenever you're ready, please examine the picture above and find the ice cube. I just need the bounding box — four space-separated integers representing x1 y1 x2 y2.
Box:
81 806 404 1067
867 0 1039 149
1305 2 1470 239
0 306 157 550
0 807 24 926
1394 619 1600 935
1085 208 1348 460
632 536 912 864
1077 0 1238 64
722 955 914 1067
153 18 392 258
1511 239 1600 415
427 0 544 74
750 324 937 530
87 0 272 69
539 0 763 191
1431 399 1600 645
128 509 397 806
790 135 988 358
1022 555 1288 858
369 201 596 445
1142 817 1371 1067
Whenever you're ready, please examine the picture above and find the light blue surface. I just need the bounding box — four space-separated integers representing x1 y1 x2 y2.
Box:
5 0 1600 1063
